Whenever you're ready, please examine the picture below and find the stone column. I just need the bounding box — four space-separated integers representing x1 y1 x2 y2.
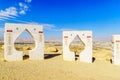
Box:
112 35 120 65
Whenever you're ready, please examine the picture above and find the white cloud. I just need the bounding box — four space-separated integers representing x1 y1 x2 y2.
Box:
19 2 23 7
19 10 26 15
0 16 9 20
0 7 17 20
22 21 55 30
25 0 32 3
19 2 29 15
40 24 74 32
19 2 29 10
5 7 17 16
23 22 74 32
42 24 55 30
18 0 32 15
0 0 32 20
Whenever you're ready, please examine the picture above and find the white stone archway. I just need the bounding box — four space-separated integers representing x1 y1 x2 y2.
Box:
112 35 120 65
63 31 92 63
4 23 44 61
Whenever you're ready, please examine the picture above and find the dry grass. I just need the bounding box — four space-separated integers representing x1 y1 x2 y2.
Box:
0 42 120 80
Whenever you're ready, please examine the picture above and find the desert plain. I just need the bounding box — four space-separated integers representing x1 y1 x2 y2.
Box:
0 41 120 80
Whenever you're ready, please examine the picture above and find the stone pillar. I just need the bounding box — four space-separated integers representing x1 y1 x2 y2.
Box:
112 35 120 65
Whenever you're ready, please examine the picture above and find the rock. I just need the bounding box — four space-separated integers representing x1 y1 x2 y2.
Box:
15 47 22 50
23 46 29 50
46 47 58 52
26 47 32 50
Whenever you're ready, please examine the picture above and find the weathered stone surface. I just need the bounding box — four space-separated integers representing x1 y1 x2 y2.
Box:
63 31 92 63
112 35 120 65
4 23 44 61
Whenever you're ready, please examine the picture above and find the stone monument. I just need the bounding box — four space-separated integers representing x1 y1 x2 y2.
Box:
112 35 120 65
4 23 44 61
63 31 92 63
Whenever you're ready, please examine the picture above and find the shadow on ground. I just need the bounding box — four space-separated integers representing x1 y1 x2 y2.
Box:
23 54 61 60
44 54 61 59
75 55 79 60
23 55 29 60
75 55 96 63
92 57 96 63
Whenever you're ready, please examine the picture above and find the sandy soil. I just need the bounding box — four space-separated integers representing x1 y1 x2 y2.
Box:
0 43 120 80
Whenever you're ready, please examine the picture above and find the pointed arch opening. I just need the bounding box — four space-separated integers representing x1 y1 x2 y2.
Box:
69 35 85 60
14 29 35 60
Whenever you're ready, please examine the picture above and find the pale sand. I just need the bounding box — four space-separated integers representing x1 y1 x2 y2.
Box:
0 44 120 80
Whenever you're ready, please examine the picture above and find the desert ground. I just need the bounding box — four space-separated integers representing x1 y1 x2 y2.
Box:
0 41 120 80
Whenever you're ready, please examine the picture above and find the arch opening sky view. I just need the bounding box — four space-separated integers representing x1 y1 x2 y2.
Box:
0 0 120 41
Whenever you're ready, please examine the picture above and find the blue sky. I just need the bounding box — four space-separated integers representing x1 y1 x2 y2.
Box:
0 0 120 41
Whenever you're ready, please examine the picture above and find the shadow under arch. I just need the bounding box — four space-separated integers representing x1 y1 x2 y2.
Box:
44 54 61 59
